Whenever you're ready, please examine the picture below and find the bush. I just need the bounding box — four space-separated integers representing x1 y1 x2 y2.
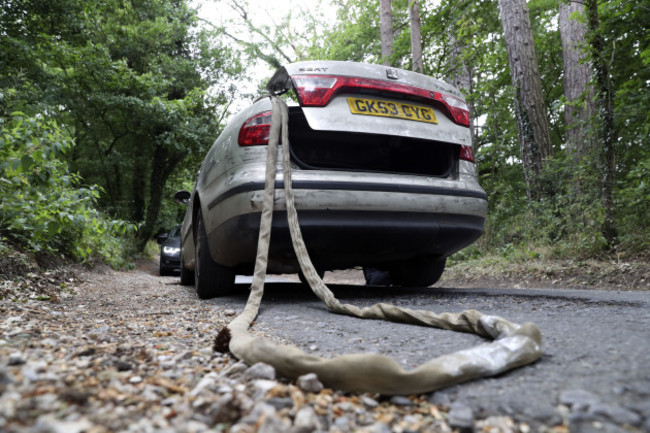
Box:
616 164 650 253
462 151 623 263
0 109 136 268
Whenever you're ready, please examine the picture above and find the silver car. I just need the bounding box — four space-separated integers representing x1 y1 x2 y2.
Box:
176 61 487 298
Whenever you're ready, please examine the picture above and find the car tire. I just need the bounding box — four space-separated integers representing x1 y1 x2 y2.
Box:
159 264 168 277
363 268 392 286
195 210 236 299
179 252 194 286
389 256 446 287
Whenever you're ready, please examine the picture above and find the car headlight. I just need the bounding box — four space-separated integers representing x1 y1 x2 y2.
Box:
163 246 180 255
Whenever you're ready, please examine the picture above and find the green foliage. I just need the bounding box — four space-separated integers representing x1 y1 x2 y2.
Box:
310 0 382 63
476 152 611 259
0 108 136 267
303 0 649 260
143 239 161 261
1 0 242 252
155 167 195 235
617 152 650 252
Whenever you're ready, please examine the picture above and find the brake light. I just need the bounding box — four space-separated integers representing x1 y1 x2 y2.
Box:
291 76 338 106
238 111 272 146
460 145 475 163
290 74 470 127
441 94 470 127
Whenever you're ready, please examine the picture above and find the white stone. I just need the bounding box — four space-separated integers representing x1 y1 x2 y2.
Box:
297 373 323 393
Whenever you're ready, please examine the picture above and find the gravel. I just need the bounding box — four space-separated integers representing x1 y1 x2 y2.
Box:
0 262 643 432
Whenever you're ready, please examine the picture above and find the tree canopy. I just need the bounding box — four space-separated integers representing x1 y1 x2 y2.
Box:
1 0 242 251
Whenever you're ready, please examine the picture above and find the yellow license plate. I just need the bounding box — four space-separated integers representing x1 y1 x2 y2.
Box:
347 97 438 124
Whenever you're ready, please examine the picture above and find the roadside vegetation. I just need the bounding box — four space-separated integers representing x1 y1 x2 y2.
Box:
0 103 135 269
1 0 648 286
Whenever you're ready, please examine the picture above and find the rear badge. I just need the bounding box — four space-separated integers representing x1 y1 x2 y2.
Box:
386 68 399 80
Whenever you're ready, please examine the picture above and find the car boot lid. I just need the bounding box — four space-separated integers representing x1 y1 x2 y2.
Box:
266 61 463 99
265 61 470 145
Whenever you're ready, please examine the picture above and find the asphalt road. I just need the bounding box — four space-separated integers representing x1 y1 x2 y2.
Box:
209 278 650 430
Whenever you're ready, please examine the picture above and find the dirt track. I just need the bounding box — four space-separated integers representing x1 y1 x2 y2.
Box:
1 259 649 432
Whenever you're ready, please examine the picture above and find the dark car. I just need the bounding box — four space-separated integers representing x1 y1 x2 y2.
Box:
158 225 181 276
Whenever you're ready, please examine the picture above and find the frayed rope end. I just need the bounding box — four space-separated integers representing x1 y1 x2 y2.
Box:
213 327 232 353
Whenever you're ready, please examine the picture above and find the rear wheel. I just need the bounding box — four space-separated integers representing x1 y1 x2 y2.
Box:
363 268 392 286
179 252 194 286
390 256 446 287
195 211 236 299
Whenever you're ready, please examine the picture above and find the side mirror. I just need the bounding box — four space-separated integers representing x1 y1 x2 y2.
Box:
174 190 191 205
157 233 168 245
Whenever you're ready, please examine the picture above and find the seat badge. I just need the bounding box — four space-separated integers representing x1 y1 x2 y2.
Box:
386 68 399 80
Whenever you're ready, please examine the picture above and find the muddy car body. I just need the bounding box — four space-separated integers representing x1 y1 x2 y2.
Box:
178 61 487 298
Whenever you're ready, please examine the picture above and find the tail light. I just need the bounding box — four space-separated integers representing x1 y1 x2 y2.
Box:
441 94 470 127
238 111 272 146
291 76 338 107
460 145 475 163
291 75 470 127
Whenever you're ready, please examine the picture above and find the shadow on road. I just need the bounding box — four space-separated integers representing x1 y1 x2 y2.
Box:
207 281 459 304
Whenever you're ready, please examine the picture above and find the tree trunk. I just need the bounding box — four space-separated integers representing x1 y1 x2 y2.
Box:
498 0 553 201
380 0 393 65
137 145 185 250
585 0 617 245
559 0 596 159
131 142 146 222
409 0 423 73
447 35 476 149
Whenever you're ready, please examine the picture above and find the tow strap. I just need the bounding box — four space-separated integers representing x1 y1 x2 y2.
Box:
221 96 542 394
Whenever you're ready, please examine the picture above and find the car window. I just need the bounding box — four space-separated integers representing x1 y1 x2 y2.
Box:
169 226 181 238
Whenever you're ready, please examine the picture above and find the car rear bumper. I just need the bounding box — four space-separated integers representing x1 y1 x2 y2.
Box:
205 176 486 268
210 209 483 273
199 166 487 272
